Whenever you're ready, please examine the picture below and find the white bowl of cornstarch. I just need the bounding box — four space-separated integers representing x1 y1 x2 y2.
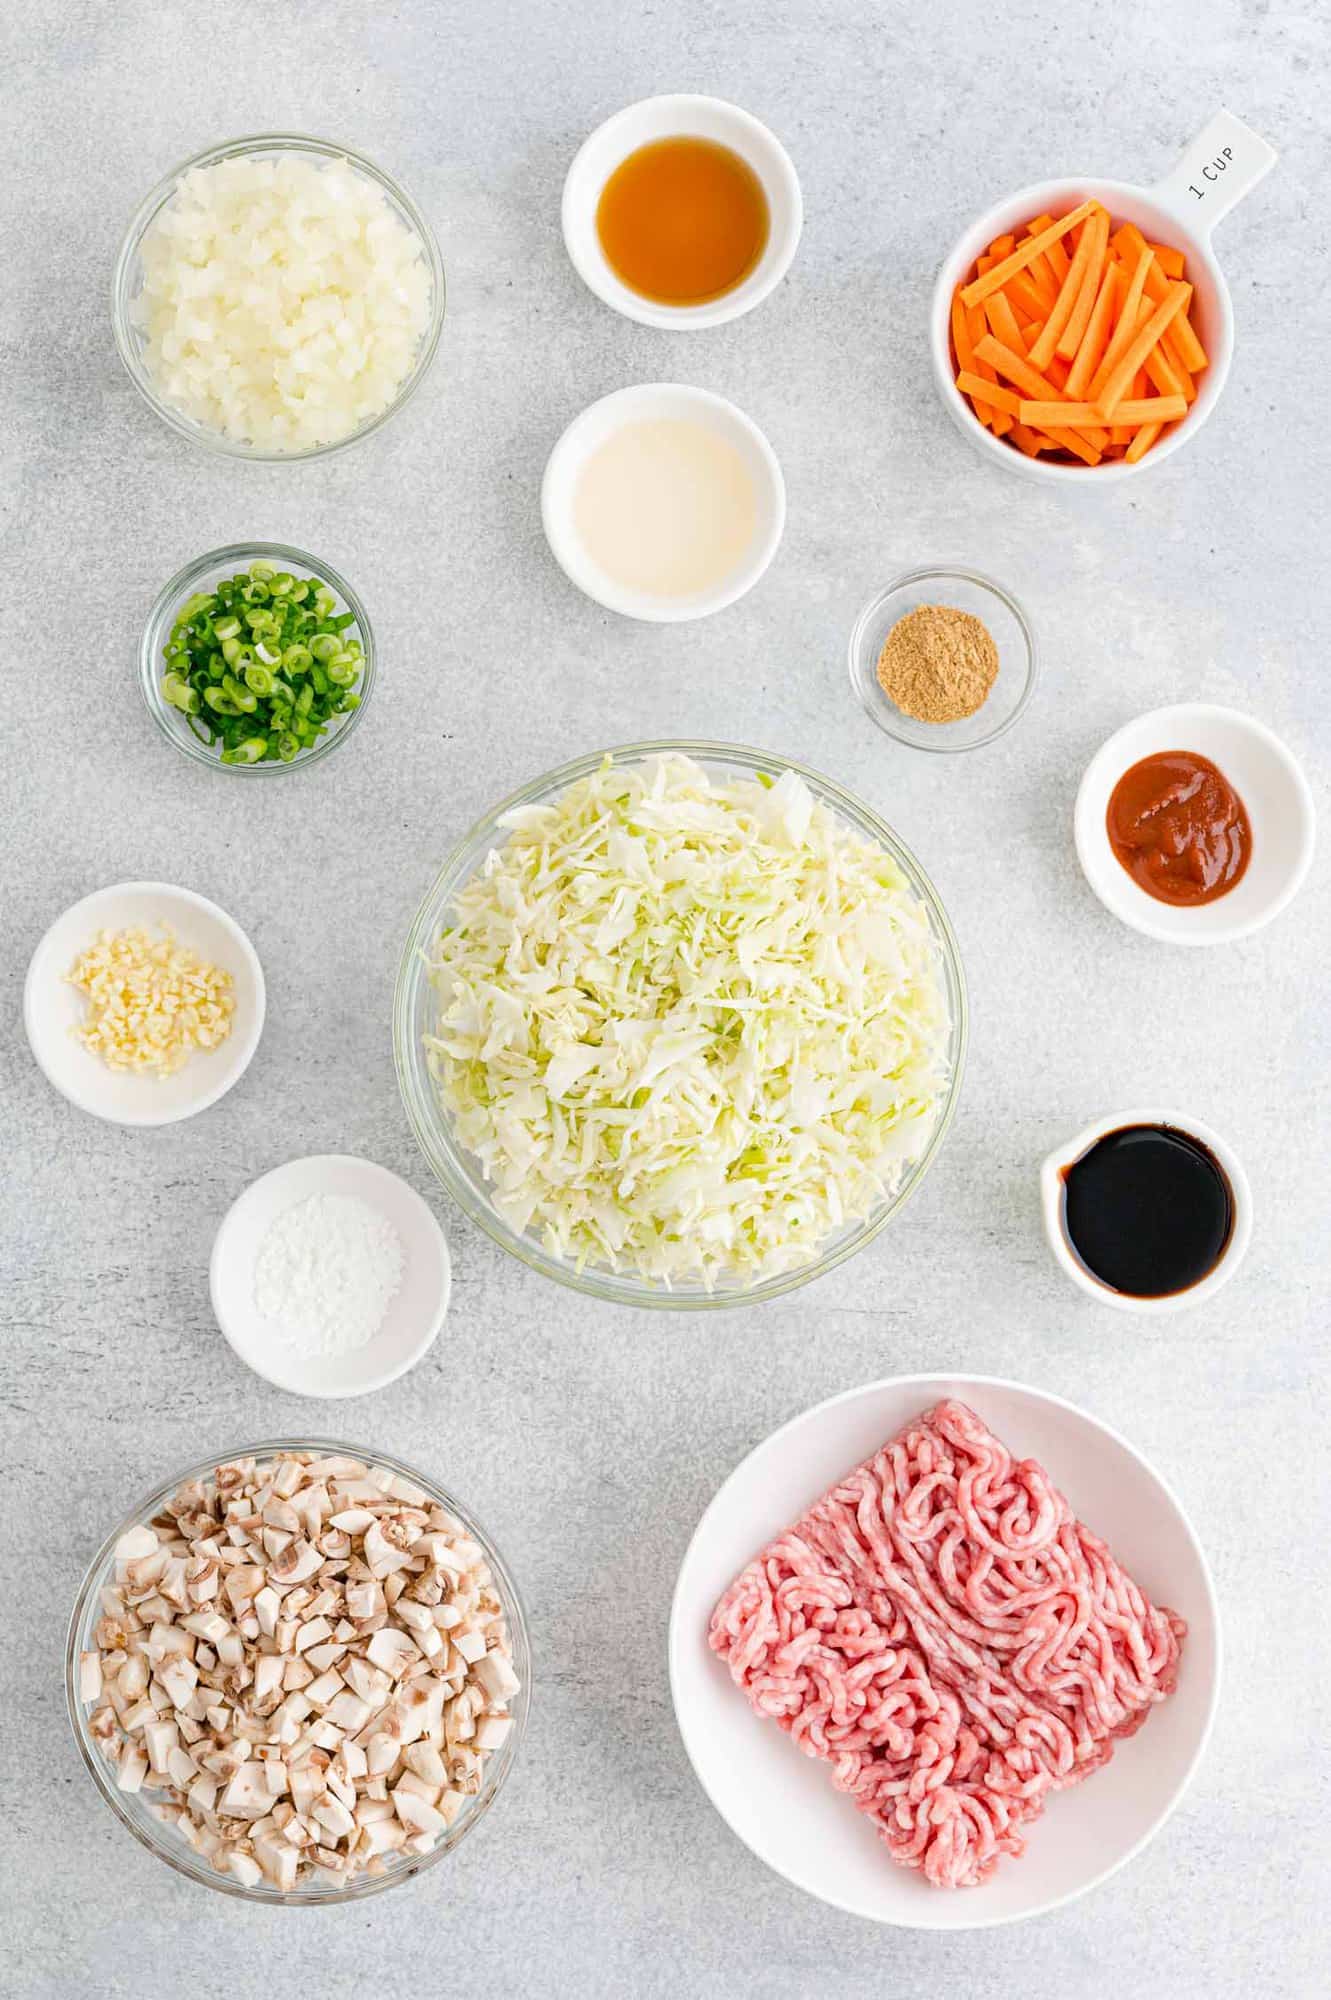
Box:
210 1155 450 1397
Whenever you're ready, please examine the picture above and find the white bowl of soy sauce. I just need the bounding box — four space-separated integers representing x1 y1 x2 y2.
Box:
1040 1110 1252 1314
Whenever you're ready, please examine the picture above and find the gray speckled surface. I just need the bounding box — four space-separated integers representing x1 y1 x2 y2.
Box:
3 2 1330 1995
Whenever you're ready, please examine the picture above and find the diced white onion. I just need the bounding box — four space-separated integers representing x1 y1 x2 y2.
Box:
132 154 433 450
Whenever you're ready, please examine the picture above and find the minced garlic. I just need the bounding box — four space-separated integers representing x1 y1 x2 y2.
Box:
68 924 235 1077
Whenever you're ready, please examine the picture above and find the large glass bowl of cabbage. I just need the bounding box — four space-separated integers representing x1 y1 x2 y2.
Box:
394 743 967 1309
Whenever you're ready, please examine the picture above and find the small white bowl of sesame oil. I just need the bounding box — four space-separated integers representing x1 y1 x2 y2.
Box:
561 94 803 329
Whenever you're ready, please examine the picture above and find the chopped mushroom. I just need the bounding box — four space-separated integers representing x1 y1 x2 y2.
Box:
81 1453 519 1890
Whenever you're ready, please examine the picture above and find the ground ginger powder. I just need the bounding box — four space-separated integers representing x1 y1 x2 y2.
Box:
876 604 999 724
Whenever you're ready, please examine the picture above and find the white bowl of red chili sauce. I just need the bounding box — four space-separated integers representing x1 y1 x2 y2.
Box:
1074 704 1314 945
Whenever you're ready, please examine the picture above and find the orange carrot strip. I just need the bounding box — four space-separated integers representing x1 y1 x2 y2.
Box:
1009 422 1049 455
983 291 1027 353
1017 396 1187 426
1144 340 1186 401
1054 210 1109 363
1111 222 1150 266
1034 349 1106 441
1116 232 1209 374
960 201 1098 307
1064 260 1120 399
991 411 1014 437
1029 210 1102 371
1094 284 1191 418
1167 351 1196 402
971 334 1103 459
1091 247 1155 401
1040 428 1101 465
1149 241 1186 279
950 287 976 364
1015 227 1060 306
1027 215 1071 284
987 232 1016 259
1028 259 1060 309
963 301 1004 399
956 371 1024 418
1006 269 1054 322
963 300 999 378
1125 421 1164 463
951 292 997 427
1165 286 1208 373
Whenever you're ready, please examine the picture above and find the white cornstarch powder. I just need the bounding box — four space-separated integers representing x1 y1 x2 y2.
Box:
253 1194 404 1357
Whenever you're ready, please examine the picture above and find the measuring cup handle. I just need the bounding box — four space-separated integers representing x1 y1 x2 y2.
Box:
1152 108 1277 239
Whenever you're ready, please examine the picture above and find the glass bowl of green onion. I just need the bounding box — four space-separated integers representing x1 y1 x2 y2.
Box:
140 543 376 774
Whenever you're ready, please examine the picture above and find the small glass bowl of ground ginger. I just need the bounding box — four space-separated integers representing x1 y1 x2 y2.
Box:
848 565 1036 752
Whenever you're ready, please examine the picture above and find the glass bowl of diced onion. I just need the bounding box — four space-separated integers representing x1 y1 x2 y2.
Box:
111 134 445 461
65 1439 531 1904
393 740 969 1311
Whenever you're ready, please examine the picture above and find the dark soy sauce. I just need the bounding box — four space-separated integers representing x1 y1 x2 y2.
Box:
1061 1124 1234 1298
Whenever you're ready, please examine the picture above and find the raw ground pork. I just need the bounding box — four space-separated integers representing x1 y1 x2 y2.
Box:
709 1399 1185 1888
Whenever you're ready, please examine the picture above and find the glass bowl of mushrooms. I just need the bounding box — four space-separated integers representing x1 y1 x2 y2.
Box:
65 1439 530 1902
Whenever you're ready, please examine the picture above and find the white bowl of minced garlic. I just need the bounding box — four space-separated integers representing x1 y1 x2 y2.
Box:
24 880 265 1127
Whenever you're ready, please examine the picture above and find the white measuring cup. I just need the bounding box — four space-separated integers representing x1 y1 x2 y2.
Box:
930 109 1277 483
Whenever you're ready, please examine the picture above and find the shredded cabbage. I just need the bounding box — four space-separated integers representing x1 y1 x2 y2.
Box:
423 754 955 1288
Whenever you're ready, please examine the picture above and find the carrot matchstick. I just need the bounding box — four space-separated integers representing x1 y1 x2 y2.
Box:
1005 269 1054 322
1149 241 1186 278
1093 246 1155 393
1055 210 1109 361
956 371 1024 416
1094 284 1191 418
982 290 1027 353
1125 421 1165 462
1027 215 1072 284
972 334 1105 458
1063 261 1120 399
1018 395 1187 427
960 200 1098 307
1029 210 1102 370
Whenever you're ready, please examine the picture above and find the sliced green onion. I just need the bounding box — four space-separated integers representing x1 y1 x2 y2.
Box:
162 561 364 765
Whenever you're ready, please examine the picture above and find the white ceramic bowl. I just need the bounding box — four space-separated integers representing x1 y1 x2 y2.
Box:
540 384 785 621
1074 703 1314 943
210 1155 451 1397
24 881 265 1126
931 109 1277 482
561 94 802 328
670 1374 1219 1930
1039 1109 1252 1315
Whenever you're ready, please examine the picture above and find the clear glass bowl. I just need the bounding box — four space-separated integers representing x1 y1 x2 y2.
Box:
111 134 445 461
849 566 1037 752
394 740 968 1311
66 1438 531 1904
139 543 376 775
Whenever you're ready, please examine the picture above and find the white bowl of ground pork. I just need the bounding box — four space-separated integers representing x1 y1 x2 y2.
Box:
111 134 444 460
670 1374 1220 1929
